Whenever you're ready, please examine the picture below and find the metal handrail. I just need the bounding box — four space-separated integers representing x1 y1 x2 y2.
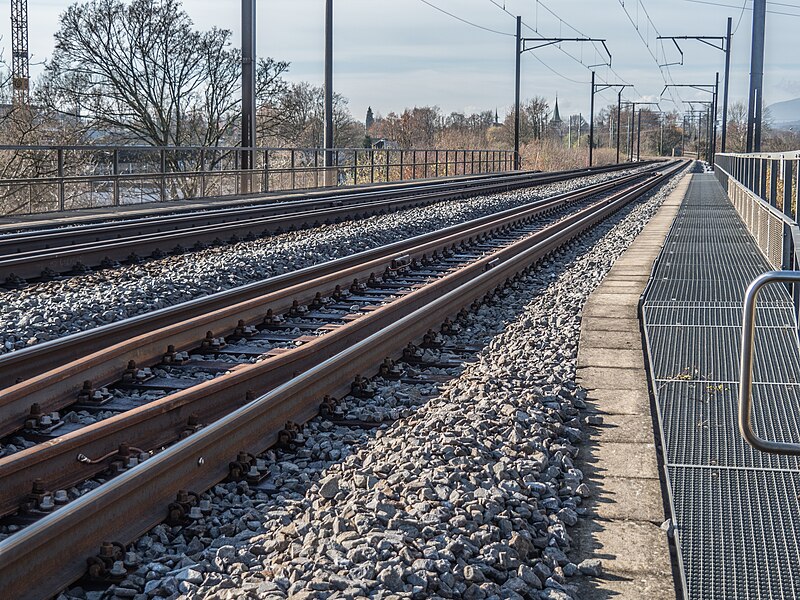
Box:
739 271 800 455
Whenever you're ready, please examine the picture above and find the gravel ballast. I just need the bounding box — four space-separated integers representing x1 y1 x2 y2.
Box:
56 168 684 600
0 169 649 355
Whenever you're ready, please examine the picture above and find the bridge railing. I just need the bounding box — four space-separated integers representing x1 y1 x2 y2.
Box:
716 151 800 454
715 152 800 272
0 145 516 216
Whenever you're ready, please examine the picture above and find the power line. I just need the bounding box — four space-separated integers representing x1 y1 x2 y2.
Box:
733 0 749 34
617 0 684 107
511 0 643 97
486 0 596 84
488 0 637 92
417 0 514 37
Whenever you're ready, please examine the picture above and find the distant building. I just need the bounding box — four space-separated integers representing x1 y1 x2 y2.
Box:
491 109 502 128
549 96 565 139
372 138 400 150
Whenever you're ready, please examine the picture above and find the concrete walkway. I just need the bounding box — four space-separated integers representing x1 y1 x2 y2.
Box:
569 172 691 598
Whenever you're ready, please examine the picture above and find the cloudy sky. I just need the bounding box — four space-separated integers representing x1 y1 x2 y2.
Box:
6 0 799 120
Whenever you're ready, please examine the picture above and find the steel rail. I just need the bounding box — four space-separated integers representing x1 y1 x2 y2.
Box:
0 170 658 437
0 159 685 600
0 164 654 283
0 164 683 523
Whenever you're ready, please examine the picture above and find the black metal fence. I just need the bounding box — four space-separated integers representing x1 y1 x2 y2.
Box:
0 145 515 216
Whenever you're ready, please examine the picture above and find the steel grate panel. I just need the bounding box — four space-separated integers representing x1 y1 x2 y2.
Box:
651 259 766 282
668 466 800 599
645 277 788 304
647 325 800 383
642 305 796 328
658 381 800 470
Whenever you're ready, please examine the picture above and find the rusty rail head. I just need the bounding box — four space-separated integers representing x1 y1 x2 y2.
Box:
0 160 685 600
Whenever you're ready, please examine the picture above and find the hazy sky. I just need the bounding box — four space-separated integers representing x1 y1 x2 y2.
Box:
6 0 800 120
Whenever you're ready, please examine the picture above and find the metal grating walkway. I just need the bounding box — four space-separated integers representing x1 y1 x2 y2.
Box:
641 173 800 599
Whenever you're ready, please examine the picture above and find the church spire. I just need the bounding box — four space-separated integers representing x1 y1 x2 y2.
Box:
551 94 563 125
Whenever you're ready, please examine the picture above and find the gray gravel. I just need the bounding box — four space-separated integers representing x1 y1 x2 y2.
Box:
55 168 683 600
0 169 649 355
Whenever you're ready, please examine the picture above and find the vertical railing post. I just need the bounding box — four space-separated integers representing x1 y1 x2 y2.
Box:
352 150 357 185
399 150 404 181
112 148 120 206
743 158 749 191
370 150 375 184
262 150 269 192
412 150 417 180
385 150 390 182
445 150 449 177
770 159 779 207
200 148 207 197
782 160 794 272
291 150 296 190
423 150 428 179
160 148 167 202
57 147 65 211
759 158 768 199
313 150 319 188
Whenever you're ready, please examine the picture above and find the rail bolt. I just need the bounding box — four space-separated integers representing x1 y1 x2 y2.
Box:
309 292 325 309
319 395 339 418
122 360 137 383
39 494 55 511
40 267 58 281
401 343 424 364
440 318 460 336
99 257 120 269
234 319 256 338
25 402 43 429
5 273 26 288
421 329 444 349
86 541 127 582
288 300 309 316
351 374 376 399
379 358 402 381
71 261 92 275
350 278 366 294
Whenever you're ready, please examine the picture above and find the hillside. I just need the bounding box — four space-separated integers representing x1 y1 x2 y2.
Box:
767 97 800 127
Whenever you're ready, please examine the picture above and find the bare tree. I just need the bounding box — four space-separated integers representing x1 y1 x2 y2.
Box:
39 0 288 148
266 81 361 148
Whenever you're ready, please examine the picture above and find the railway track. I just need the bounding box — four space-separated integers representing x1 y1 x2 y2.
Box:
0 159 685 600
0 162 655 284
